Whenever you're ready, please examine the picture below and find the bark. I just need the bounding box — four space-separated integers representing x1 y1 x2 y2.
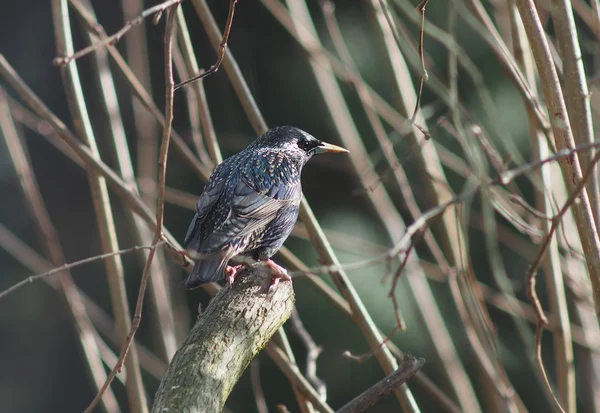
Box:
151 267 295 413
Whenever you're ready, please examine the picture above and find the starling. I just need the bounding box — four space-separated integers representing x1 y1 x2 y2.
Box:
182 126 348 291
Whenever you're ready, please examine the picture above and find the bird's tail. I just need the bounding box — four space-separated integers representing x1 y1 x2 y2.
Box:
181 257 228 289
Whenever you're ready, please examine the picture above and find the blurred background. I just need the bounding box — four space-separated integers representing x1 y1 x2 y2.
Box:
1 0 599 412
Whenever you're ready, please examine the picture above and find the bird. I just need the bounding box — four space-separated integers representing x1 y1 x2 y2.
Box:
182 126 348 291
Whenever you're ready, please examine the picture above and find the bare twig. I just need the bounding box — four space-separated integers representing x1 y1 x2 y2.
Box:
0 243 158 301
77 0 179 362
526 146 600 413
336 355 425 413
0 91 121 413
318 0 449 274
120 0 158 209
0 54 188 255
192 0 268 133
411 0 429 123
0 223 168 380
288 309 326 401
278 253 461 413
342 245 414 365
533 324 566 413
52 0 148 410
68 0 212 181
175 8 220 165
83 5 179 412
265 344 336 413
53 0 183 66
549 0 598 233
509 195 553 221
270 328 316 413
250 360 269 413
509 8 576 408
516 0 600 322
174 0 237 90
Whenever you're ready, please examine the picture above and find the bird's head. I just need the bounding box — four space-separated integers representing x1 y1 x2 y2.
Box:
250 126 348 165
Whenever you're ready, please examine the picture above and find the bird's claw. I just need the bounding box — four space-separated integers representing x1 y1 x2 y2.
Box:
267 274 292 294
225 264 244 287
264 259 292 294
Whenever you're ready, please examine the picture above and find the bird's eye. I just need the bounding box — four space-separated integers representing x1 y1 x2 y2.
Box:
297 139 319 152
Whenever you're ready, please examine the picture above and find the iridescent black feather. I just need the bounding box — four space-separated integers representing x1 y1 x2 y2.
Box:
182 126 346 289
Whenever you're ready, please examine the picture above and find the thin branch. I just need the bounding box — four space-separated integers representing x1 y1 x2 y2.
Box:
277 251 461 413
174 9 219 166
6 95 84 166
510 6 576 406
121 0 158 210
549 0 598 233
172 44 210 164
342 244 414 365
250 360 268 413
411 0 429 123
0 54 188 255
509 195 553 221
52 0 148 410
174 0 238 90
288 309 326 401
462 0 550 132
53 0 183 66
191 0 268 133
318 0 449 275
270 328 317 413
516 0 600 322
265 344 335 413
0 223 168 380
78 0 179 362
336 355 425 413
83 5 179 412
526 145 600 413
0 243 158 301
0 91 121 413
68 0 212 181
534 324 567 413
282 139 600 276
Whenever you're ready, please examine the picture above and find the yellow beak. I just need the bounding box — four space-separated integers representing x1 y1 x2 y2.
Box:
314 141 349 154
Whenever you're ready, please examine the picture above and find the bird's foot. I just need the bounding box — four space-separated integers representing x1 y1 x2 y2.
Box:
263 259 292 294
225 264 244 287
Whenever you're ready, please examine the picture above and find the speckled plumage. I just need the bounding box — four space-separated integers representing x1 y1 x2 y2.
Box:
182 126 347 289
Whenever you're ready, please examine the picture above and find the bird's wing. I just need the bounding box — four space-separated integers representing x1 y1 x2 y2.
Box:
185 149 302 254
198 175 301 252
183 163 230 249
231 178 300 237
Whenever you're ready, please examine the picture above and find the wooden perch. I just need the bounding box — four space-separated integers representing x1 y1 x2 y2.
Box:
151 266 295 413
